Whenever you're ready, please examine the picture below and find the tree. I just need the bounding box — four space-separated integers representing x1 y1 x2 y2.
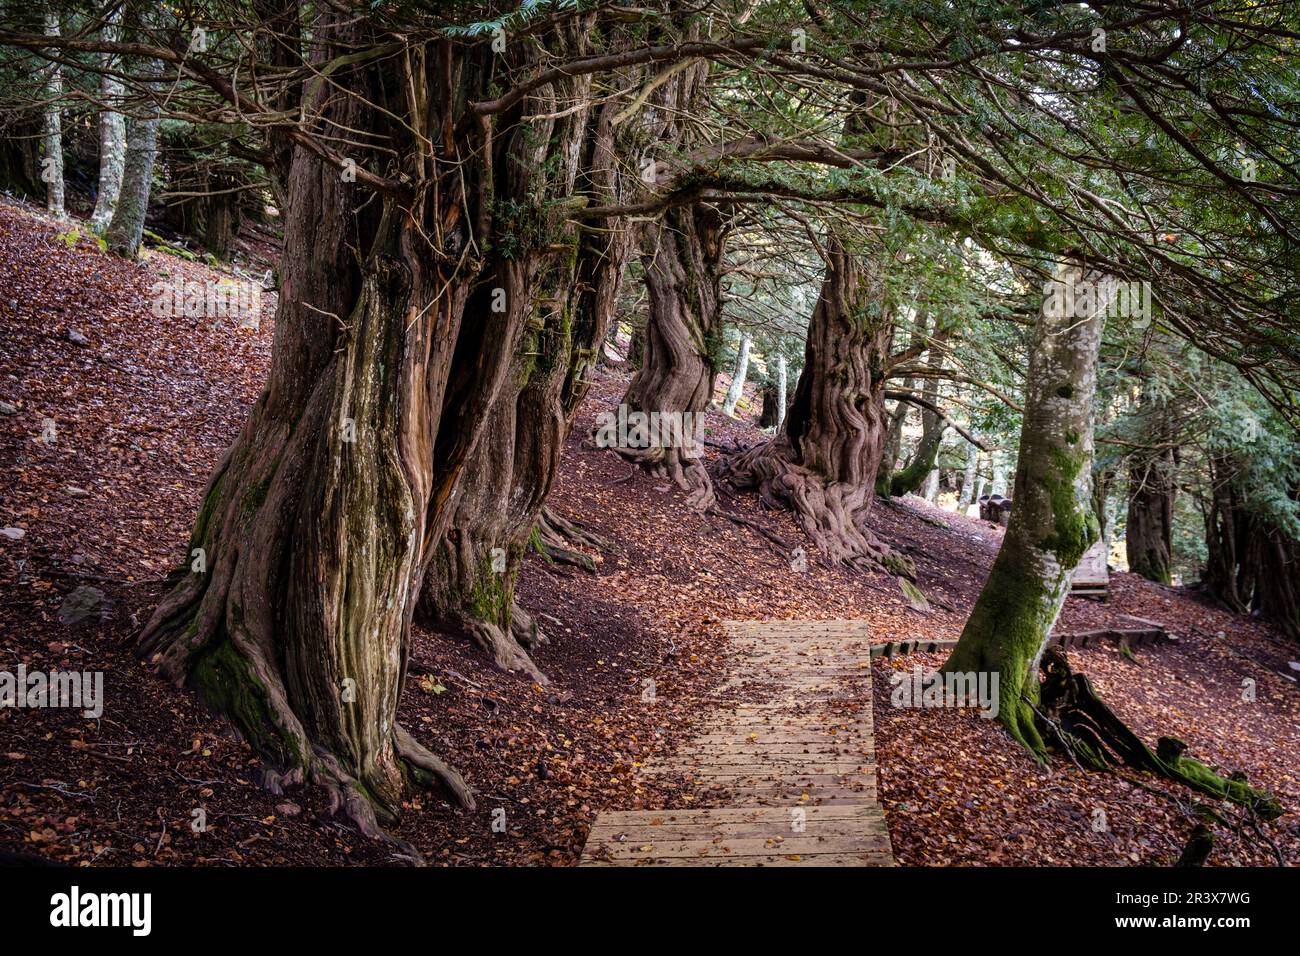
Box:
89 4 125 231
1125 388 1178 584
40 5 63 218
721 332 752 416
723 232 911 572
943 260 1112 754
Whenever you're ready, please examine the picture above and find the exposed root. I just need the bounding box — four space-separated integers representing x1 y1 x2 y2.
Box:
533 506 605 570
604 439 716 510
720 437 914 576
453 612 549 686
1037 647 1283 819
509 601 545 650
395 723 476 810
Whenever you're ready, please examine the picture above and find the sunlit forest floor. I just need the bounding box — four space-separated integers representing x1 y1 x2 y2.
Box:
1 197 1296 866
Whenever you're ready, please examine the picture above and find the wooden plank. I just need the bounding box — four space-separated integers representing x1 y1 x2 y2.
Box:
578 619 894 867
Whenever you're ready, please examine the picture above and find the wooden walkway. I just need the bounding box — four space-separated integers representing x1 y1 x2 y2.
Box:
579 620 893 867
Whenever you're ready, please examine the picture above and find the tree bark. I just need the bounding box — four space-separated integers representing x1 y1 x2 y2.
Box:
943 260 1111 756
41 8 64 218
609 49 722 510
721 234 910 573
958 438 980 509
1125 390 1177 584
722 334 752 416
618 199 726 509
137 16 591 843
90 6 125 231
105 67 160 258
418 69 634 679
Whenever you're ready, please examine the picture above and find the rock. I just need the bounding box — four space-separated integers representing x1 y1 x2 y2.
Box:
1289 661 1300 673
275 801 302 818
0 527 25 540
898 576 931 614
58 586 106 626
67 329 89 346
0 400 16 415
63 486 89 497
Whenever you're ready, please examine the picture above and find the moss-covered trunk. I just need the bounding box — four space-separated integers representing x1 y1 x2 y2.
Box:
943 260 1111 755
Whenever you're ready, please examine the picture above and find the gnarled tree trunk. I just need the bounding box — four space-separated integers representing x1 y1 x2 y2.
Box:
419 86 634 679
606 48 722 510
137 17 591 846
1125 389 1177 584
943 261 1111 756
619 199 726 509
721 234 909 573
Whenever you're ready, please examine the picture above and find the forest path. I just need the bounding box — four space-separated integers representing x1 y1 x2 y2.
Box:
578 620 894 866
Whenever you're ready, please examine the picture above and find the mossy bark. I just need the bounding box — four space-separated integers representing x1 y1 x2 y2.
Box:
943 260 1111 756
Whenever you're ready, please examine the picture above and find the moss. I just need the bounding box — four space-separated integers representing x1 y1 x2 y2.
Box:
1038 445 1097 568
191 637 301 768
467 565 512 629
944 550 1055 760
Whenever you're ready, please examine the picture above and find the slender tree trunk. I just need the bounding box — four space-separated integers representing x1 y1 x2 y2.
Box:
90 6 126 231
41 8 64 218
722 334 752 416
958 439 980 509
105 70 161 258
721 234 910 573
943 261 1111 756
775 354 787 430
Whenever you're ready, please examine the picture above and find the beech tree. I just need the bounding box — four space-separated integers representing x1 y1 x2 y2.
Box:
943 260 1113 753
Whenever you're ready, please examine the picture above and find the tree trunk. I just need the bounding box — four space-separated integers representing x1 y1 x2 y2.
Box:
90 6 125 231
418 74 634 678
105 67 160 258
137 17 589 844
41 8 64 218
721 234 910 574
1201 454 1251 612
618 199 725 509
609 50 722 510
775 354 787 430
722 334 752 416
1125 391 1177 584
958 439 980 509
943 260 1111 756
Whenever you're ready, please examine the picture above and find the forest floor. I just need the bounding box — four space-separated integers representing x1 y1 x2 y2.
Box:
1 196 1297 867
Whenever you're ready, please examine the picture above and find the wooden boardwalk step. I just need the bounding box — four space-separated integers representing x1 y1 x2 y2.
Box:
579 620 894 867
